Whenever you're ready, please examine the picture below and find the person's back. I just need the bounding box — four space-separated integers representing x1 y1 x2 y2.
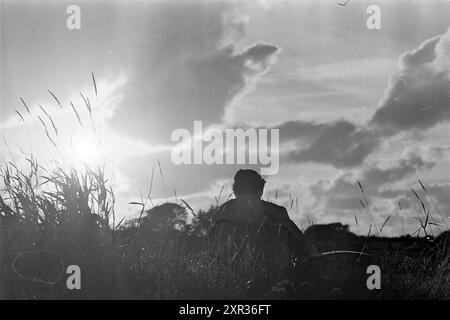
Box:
209 170 318 264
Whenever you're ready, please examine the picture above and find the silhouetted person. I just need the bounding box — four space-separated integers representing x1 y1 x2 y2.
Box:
209 169 318 264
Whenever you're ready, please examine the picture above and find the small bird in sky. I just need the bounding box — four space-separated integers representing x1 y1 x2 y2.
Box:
421 105 435 112
338 0 350 6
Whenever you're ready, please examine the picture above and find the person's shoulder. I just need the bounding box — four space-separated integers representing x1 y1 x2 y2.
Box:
261 200 288 214
218 198 236 210
261 200 291 224
216 199 236 217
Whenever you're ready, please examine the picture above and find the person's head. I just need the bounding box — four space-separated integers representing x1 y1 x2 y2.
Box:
232 169 266 199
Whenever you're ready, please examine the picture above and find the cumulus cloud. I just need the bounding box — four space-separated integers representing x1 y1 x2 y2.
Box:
189 41 280 122
362 155 435 186
306 150 445 233
106 1 280 144
277 120 380 168
276 120 326 142
220 9 250 46
423 183 450 214
371 29 450 130
276 28 450 169
311 151 437 200
283 120 380 168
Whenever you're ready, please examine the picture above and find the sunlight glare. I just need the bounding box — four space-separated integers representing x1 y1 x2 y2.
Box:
71 134 100 167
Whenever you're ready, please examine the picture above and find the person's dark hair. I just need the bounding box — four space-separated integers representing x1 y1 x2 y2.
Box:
232 169 266 196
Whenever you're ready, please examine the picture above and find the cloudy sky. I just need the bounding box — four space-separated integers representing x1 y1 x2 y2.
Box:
1 0 450 236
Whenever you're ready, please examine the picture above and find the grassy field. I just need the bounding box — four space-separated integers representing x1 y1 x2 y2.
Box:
0 159 449 300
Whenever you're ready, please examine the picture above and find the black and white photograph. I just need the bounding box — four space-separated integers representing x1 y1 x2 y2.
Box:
0 0 450 304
